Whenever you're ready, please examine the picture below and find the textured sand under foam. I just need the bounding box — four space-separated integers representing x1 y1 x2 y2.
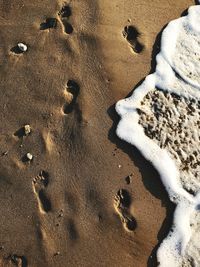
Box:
138 89 200 194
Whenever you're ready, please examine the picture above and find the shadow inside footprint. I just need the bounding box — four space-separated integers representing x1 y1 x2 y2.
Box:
14 127 26 138
123 25 144 53
117 189 131 208
114 189 137 232
39 170 49 186
133 42 144 53
63 102 74 114
38 189 52 212
67 219 79 241
58 4 72 18
67 80 80 97
40 18 57 30
10 46 24 54
9 254 28 267
63 80 80 115
62 21 73 34
126 217 137 231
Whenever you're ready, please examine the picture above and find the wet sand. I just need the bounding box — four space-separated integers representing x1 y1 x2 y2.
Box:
0 1 194 266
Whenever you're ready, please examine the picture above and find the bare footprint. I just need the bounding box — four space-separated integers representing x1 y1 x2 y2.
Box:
67 218 79 241
58 4 73 34
114 189 137 232
10 45 27 55
125 174 133 185
62 80 80 115
14 125 31 138
9 254 28 267
122 25 144 53
32 171 52 213
58 5 72 17
40 18 57 30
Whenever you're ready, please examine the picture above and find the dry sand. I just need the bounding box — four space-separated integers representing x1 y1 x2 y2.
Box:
0 1 194 266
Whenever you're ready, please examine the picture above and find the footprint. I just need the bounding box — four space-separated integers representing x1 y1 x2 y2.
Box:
9 254 28 267
58 4 73 34
114 189 137 232
58 5 72 17
62 22 73 34
32 171 52 213
125 174 133 185
62 80 80 115
122 25 144 53
14 125 31 138
67 219 79 241
10 45 26 55
40 18 57 30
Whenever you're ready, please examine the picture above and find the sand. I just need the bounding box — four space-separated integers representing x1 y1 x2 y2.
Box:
0 1 194 266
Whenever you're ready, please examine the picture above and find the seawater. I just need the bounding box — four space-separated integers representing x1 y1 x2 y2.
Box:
116 4 200 266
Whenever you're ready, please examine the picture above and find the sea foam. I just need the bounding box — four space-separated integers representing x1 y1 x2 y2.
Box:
116 4 200 266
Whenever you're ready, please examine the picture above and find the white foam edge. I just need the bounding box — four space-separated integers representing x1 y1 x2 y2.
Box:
116 73 196 265
161 6 200 90
116 74 193 203
115 5 200 265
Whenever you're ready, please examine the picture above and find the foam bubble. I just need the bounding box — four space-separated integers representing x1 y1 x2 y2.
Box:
116 4 200 266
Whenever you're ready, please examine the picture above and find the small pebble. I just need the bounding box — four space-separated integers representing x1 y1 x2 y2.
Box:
2 151 8 156
26 153 33 161
24 124 31 136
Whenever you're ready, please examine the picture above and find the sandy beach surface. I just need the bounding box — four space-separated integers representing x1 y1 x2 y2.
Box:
0 1 194 266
